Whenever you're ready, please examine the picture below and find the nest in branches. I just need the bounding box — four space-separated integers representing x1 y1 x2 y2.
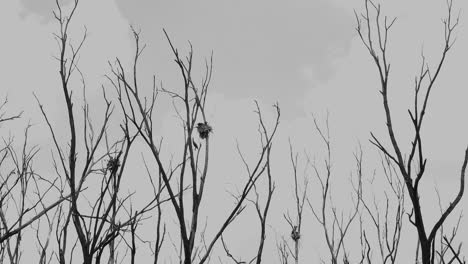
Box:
107 157 120 174
291 226 300 242
196 122 212 139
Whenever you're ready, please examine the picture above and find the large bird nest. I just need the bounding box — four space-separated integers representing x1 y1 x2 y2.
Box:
107 157 120 174
291 226 300 242
196 122 212 139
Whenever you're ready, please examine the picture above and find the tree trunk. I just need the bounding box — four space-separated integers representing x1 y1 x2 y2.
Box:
83 253 93 264
420 241 431 264
294 241 299 264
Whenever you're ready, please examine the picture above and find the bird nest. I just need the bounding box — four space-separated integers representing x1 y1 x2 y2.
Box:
107 157 120 174
196 122 212 139
291 226 301 241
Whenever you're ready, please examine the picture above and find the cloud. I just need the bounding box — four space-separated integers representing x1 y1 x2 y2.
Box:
111 0 355 118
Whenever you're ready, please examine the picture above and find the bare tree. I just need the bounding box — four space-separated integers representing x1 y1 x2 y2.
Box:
220 119 277 264
358 153 405 264
276 236 291 264
0 126 42 264
32 1 161 263
433 191 465 264
34 195 60 264
355 1 466 263
108 25 281 264
306 115 363 264
0 100 67 264
277 139 308 264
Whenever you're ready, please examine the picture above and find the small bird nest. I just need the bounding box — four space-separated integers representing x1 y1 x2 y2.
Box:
196 122 212 139
291 226 300 242
107 157 120 174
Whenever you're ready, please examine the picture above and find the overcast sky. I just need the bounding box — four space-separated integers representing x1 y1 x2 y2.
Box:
2 0 468 262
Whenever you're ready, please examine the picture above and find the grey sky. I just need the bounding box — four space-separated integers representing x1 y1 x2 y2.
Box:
14 0 355 117
2 0 468 262
112 0 354 113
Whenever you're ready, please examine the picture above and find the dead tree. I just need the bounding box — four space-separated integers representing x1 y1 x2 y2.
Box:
34 1 159 263
34 195 61 264
433 191 465 264
0 101 68 264
0 126 62 264
307 115 363 264
358 153 405 264
277 139 308 264
220 120 276 264
355 1 466 263
276 237 291 264
108 27 280 264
